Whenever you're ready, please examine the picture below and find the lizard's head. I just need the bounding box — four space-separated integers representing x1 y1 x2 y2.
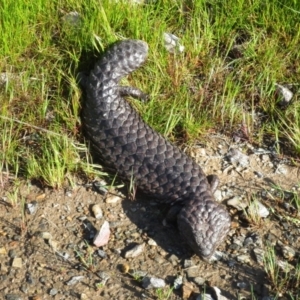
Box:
177 197 231 259
110 39 149 75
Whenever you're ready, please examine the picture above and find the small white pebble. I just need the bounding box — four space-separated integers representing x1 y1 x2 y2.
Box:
12 257 22 268
248 201 269 218
49 239 58 251
124 243 145 258
92 204 103 219
148 238 157 246
163 32 185 53
275 83 293 104
142 276 166 289
173 275 183 289
227 196 247 211
106 194 122 204
41 232 52 240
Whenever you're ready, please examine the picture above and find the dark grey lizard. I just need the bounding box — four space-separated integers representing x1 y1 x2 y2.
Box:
80 39 231 259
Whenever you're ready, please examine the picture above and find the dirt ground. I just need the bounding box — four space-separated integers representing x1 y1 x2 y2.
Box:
0 135 299 300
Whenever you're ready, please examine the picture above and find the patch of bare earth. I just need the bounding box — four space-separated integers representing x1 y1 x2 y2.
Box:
0 135 299 300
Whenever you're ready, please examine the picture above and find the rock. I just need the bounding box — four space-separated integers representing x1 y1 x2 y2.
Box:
182 282 193 299
97 249 107 258
147 238 157 246
39 276 46 284
66 276 85 285
209 250 225 262
78 216 87 221
8 249 17 258
93 221 110 247
49 288 58 296
196 286 229 300
261 154 270 162
226 148 249 167
227 196 248 211
236 254 251 264
253 248 264 265
163 32 185 53
248 201 269 218
214 189 223 202
254 171 264 178
80 293 88 300
173 275 183 290
96 271 110 285
231 235 244 249
105 194 122 204
26 201 38 214
92 204 103 219
1 263 8 272
183 259 195 268
243 233 261 247
65 190 73 197
186 266 200 279
279 244 296 260
48 239 58 251
142 276 166 289
275 83 293 106
277 259 294 272
20 284 28 294
40 232 52 240
0 247 7 255
130 231 140 239
124 243 145 258
92 181 108 195
168 254 179 266
192 277 205 285
154 256 165 264
12 257 22 268
275 164 288 175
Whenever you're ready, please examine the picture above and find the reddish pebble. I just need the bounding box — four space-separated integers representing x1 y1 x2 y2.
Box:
93 221 110 247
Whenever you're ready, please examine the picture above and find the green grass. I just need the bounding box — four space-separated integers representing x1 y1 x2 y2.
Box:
243 195 265 226
1 0 300 185
263 245 300 297
155 286 174 300
74 240 96 272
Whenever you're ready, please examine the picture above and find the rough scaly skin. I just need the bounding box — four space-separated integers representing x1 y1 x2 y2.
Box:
81 40 231 259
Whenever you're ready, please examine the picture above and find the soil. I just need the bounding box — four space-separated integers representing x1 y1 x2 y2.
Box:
0 135 299 300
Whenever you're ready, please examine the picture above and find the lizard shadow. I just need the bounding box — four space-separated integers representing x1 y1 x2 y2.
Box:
120 194 269 300
120 188 194 259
